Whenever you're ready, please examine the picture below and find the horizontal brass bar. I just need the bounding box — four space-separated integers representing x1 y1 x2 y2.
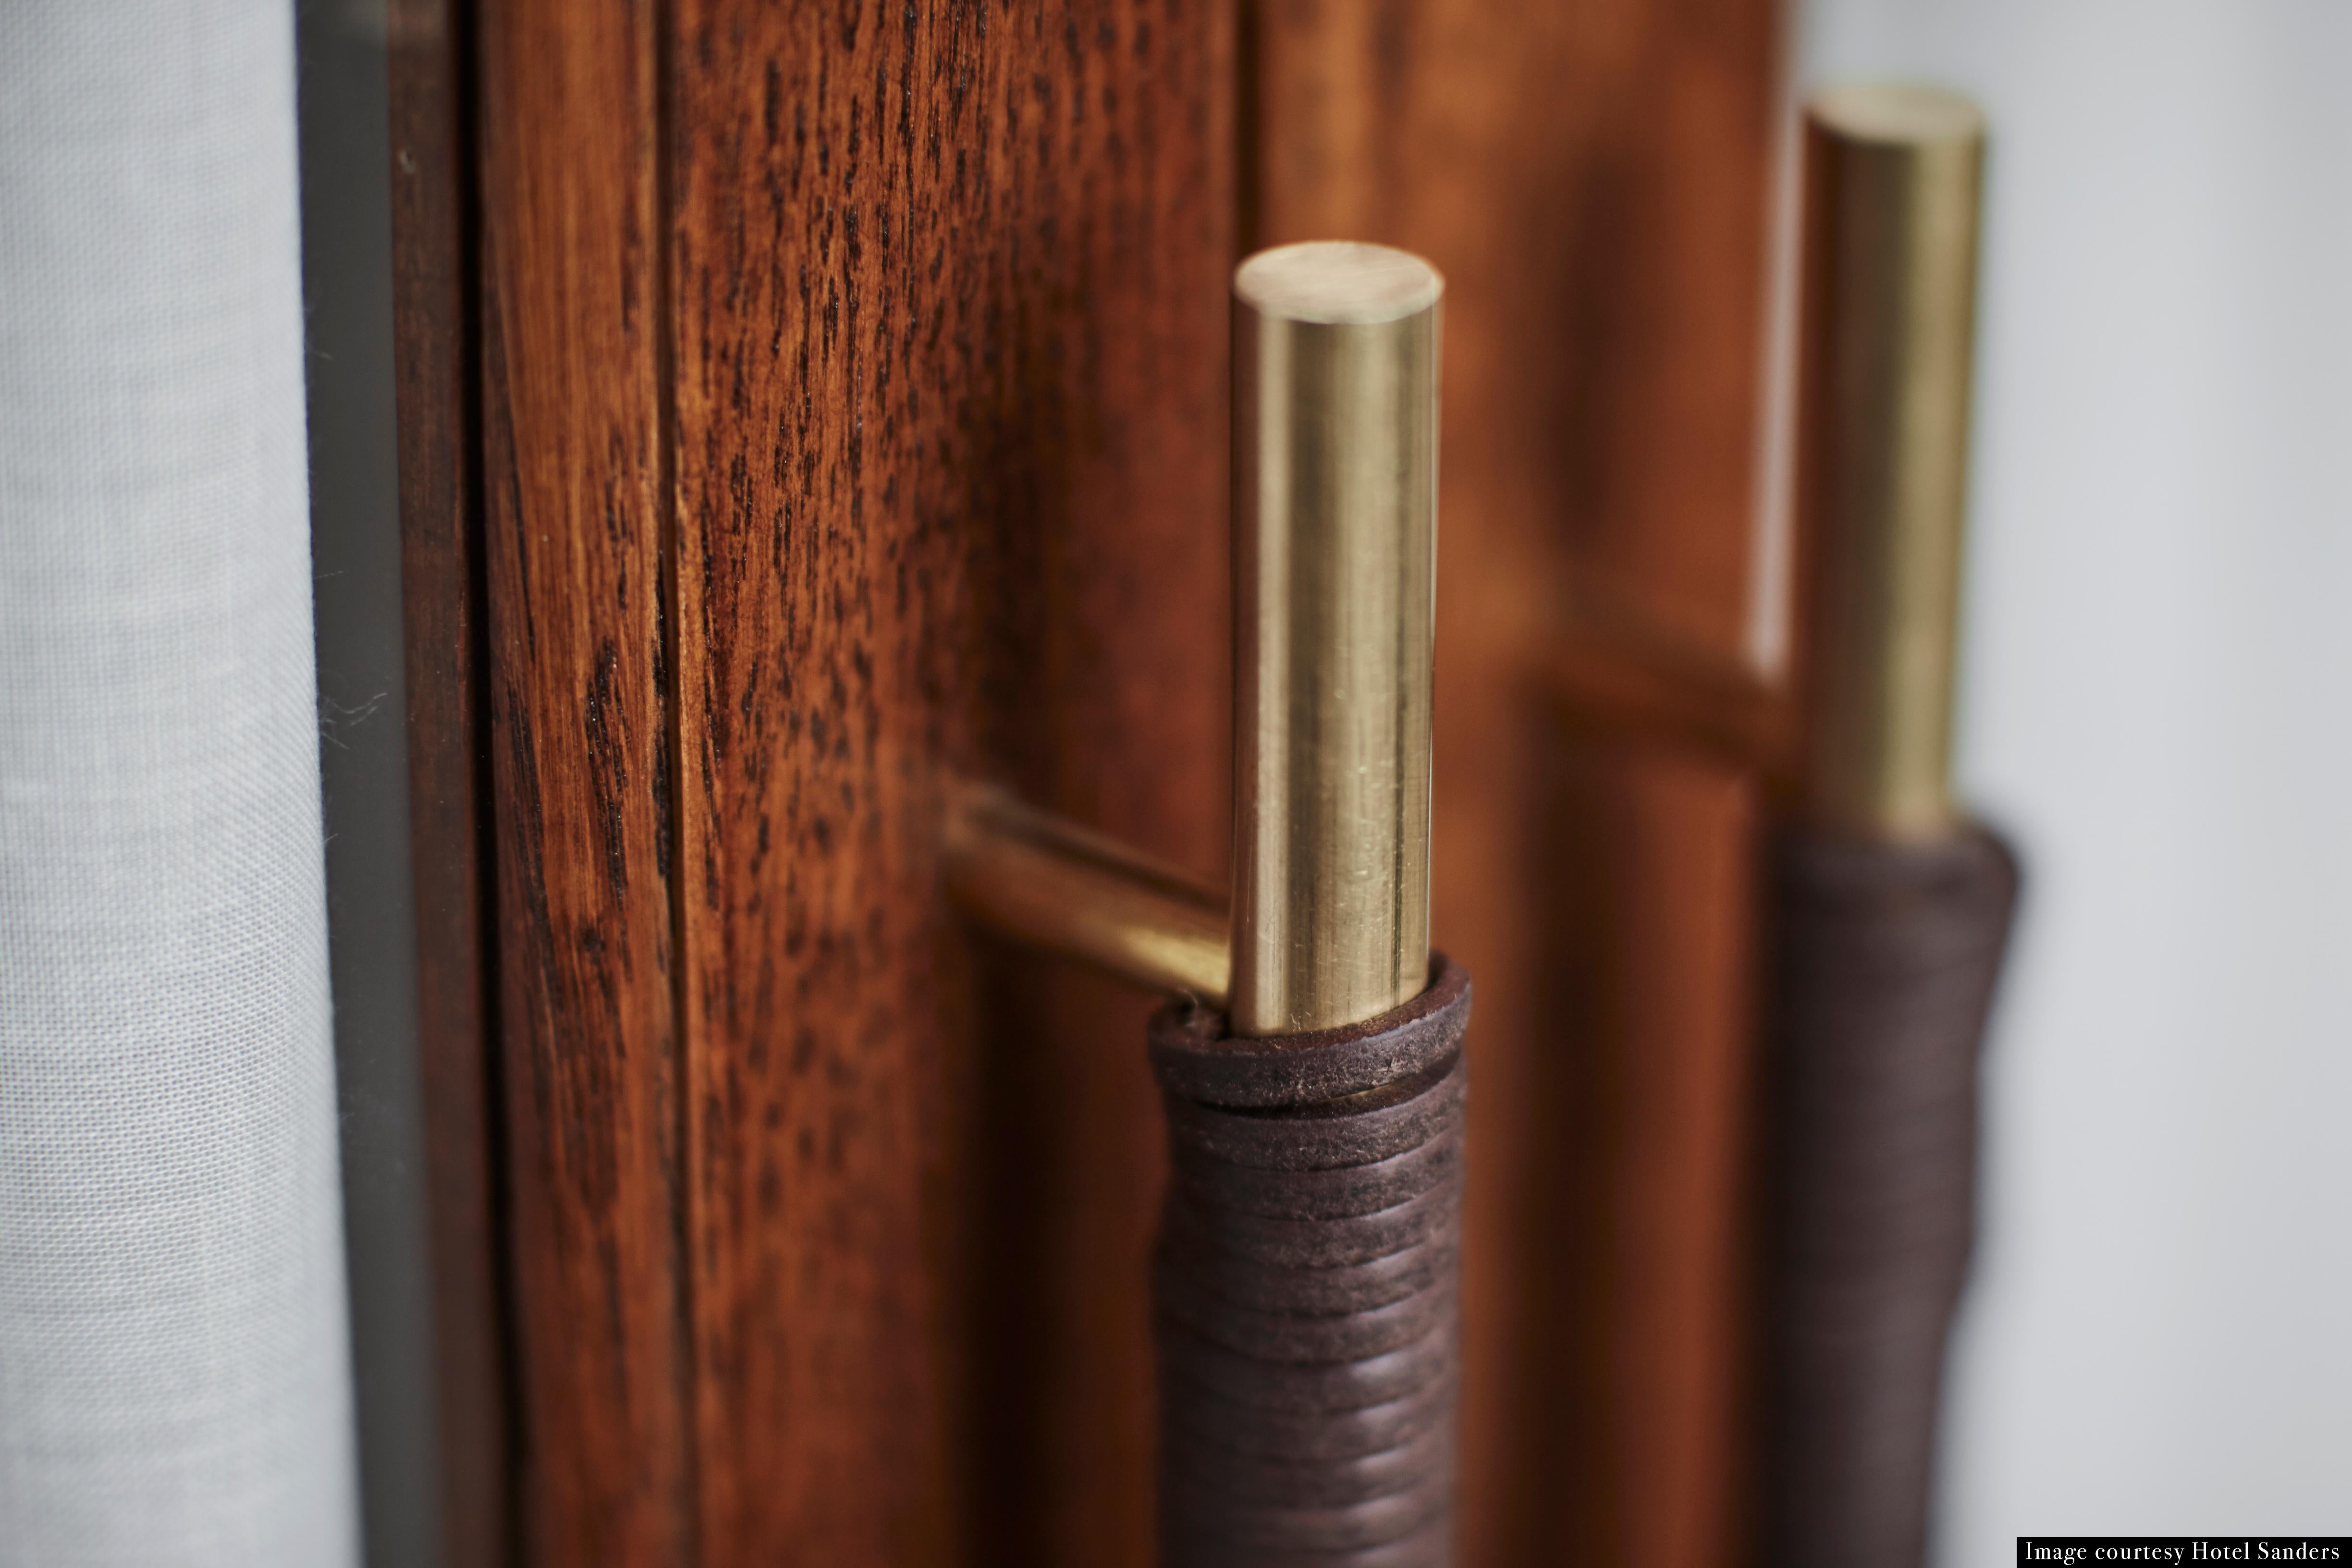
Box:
942 781 1230 1005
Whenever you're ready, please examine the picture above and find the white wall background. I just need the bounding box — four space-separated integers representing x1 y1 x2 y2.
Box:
1788 0 2352 1556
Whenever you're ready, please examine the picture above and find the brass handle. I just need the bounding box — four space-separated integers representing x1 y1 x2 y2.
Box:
945 241 1461 1568
1531 83 1988 835
942 241 1444 1025
1792 83 1987 838
1229 242 1441 1035
1757 82 2015 1568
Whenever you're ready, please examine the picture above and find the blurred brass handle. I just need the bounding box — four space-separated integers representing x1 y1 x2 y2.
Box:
1769 83 2011 1568
1539 82 1985 841
1788 82 1986 840
1527 78 2009 1568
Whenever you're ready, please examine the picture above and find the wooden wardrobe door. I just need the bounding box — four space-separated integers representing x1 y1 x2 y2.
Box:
461 2 1231 1564
401 3 1783 1564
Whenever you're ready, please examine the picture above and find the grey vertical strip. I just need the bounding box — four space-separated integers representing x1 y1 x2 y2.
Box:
0 4 362 1564
297 1 442 1565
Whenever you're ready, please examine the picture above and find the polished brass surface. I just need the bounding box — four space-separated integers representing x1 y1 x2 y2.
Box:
1795 83 1985 838
942 780 1230 1004
1229 242 1442 1035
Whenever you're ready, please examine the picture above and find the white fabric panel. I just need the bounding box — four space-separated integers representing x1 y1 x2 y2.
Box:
0 3 361 1564
1791 0 2352 1552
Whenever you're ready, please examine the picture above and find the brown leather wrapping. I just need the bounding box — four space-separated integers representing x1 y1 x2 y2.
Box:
1756 824 2019 1568
1150 957 1471 1568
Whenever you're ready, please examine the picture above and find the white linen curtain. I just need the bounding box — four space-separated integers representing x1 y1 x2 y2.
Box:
0 3 362 1563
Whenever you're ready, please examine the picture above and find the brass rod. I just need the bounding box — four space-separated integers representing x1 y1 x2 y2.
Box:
1794 83 1986 838
942 781 1230 1004
1229 242 1443 1036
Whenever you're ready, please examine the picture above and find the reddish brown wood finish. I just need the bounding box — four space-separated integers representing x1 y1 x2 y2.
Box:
477 0 691 1560
386 2 511 1563
666 3 1231 1562
471 2 1231 1563
1250 3 1783 1564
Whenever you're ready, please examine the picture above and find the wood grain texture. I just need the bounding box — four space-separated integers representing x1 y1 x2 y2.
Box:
1251 2 1783 1563
474 2 1230 1563
385 1 512 1562
665 5 1230 1561
477 0 690 1560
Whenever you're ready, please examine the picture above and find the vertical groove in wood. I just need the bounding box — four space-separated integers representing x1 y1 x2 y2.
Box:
386 0 513 1561
1252 2 1782 1563
652 4 703 1561
663 3 1230 1563
477 0 692 1559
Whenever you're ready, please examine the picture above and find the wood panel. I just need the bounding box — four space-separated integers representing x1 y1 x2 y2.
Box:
477 0 690 1560
1250 2 1783 1563
386 1 511 1563
473 1 1232 1563
666 6 1230 1560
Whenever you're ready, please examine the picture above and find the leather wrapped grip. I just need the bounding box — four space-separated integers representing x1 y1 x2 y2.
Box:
1149 957 1472 1568
1757 824 2019 1568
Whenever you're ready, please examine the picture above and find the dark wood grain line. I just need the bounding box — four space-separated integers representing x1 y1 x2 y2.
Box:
649 5 702 1567
477 0 693 1560
385 1 514 1562
1235 0 1265 257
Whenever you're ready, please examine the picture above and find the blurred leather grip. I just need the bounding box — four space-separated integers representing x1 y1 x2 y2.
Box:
1757 824 2018 1568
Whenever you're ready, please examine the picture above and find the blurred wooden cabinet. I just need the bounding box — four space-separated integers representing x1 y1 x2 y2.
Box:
389 2 1781 1563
